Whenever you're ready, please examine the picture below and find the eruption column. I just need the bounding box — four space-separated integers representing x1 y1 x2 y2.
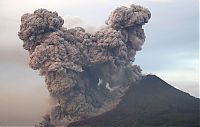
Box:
18 4 151 126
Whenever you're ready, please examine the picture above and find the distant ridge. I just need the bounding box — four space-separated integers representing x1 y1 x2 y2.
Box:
68 75 200 127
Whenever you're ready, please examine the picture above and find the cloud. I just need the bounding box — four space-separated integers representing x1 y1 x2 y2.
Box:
64 16 99 33
148 0 175 3
18 5 150 126
153 69 199 98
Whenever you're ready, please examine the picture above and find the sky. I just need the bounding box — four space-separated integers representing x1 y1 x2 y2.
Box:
0 0 199 125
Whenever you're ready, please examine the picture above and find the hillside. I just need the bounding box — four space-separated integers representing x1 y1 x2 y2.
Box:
68 75 200 127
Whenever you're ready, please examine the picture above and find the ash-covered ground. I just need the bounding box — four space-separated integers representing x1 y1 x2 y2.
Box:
18 4 151 126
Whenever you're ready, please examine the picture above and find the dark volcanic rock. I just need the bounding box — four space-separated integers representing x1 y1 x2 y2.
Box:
68 75 200 127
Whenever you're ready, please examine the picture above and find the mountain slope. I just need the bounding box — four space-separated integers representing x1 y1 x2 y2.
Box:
68 75 200 127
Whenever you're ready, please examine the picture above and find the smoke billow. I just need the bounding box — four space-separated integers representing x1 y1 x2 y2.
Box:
18 4 151 126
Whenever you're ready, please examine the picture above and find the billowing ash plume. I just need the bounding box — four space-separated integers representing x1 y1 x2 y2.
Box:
18 4 150 126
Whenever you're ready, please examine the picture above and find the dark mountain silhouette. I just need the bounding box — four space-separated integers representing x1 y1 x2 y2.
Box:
68 75 200 127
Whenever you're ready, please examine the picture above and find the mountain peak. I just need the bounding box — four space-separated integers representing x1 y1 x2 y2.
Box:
142 74 172 87
144 74 164 81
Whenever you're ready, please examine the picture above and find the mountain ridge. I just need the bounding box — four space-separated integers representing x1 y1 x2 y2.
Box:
68 74 200 127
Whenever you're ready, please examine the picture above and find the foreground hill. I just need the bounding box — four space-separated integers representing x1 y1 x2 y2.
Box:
68 75 199 127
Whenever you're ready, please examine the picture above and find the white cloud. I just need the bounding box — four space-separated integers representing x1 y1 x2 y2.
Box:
155 69 198 83
148 0 175 3
64 16 100 33
153 68 199 97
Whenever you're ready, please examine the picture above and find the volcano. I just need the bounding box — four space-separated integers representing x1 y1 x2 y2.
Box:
68 75 200 127
18 6 199 127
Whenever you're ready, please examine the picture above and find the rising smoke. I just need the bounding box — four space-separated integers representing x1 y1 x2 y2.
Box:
18 4 151 126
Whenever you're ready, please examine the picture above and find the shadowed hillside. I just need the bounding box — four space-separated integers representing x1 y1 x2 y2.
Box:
68 75 200 127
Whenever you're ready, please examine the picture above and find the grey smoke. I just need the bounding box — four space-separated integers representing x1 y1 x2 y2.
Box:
18 4 151 126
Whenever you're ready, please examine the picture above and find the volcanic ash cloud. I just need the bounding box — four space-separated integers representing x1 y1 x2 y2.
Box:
18 4 151 126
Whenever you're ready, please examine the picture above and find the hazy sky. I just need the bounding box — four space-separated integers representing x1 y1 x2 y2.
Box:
0 0 199 125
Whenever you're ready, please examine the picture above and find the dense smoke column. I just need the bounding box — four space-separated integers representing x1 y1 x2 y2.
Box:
18 4 150 126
